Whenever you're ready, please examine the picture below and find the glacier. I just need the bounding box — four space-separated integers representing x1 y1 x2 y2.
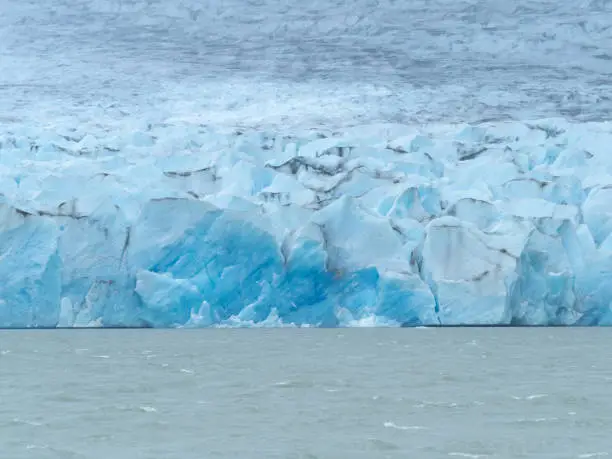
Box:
1 119 612 328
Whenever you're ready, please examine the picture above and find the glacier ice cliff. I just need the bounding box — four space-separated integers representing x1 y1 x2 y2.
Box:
2 119 612 327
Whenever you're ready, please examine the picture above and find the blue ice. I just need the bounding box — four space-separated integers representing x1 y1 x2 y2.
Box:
1 120 612 327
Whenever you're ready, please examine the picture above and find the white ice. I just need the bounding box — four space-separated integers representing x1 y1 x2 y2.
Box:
1 119 612 327
2 0 612 327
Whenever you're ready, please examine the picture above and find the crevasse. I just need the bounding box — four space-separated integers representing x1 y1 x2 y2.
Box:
1 119 612 327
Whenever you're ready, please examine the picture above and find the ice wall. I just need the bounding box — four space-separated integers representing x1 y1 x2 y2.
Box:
1 119 612 327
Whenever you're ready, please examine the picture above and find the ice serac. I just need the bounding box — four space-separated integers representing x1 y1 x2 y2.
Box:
2 119 612 327
421 216 524 325
0 200 61 327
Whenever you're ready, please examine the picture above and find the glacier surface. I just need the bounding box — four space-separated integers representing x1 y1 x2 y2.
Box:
2 119 612 327
2 0 612 130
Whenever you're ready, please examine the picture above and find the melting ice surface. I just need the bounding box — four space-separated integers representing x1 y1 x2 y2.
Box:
2 119 612 327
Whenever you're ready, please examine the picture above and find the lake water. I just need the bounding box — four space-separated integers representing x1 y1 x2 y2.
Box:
1 328 610 458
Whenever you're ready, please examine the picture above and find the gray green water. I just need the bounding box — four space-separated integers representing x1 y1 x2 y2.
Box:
0 329 610 458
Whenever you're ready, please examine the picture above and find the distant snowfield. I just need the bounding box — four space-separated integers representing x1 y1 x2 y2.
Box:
1 0 612 327
1 0 611 130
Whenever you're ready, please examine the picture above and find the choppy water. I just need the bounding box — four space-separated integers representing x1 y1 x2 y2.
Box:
1 329 610 458
1 0 611 129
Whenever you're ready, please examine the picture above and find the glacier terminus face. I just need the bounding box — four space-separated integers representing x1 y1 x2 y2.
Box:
1 0 612 327
1 121 612 327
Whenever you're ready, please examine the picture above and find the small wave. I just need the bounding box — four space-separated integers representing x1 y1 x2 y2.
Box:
273 381 292 387
139 406 157 413
526 394 548 400
383 422 426 431
448 453 489 458
272 380 314 389
368 438 400 451
511 394 548 400
12 418 43 427
515 417 559 424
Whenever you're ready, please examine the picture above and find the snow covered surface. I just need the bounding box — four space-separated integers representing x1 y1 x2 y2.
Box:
2 0 612 130
2 0 612 327
2 119 612 327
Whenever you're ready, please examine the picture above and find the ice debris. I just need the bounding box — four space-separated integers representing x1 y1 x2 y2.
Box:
1 119 612 327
